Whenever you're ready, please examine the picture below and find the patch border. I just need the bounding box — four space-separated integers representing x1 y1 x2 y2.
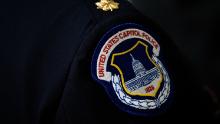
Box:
91 23 173 116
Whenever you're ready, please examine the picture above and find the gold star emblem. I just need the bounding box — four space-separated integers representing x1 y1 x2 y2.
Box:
96 0 119 11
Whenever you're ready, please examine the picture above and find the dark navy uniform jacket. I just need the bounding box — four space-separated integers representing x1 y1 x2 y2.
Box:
0 0 213 123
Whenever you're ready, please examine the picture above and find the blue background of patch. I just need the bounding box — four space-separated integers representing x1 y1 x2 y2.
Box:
110 41 155 83
91 23 174 116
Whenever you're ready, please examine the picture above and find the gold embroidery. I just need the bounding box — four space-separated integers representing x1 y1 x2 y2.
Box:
96 0 119 11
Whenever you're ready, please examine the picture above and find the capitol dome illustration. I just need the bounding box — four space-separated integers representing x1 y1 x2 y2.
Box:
124 54 160 93
130 54 147 77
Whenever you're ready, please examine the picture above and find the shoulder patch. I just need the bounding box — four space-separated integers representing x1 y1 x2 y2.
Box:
91 23 173 116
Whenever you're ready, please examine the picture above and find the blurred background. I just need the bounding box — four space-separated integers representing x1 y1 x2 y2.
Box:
128 0 220 119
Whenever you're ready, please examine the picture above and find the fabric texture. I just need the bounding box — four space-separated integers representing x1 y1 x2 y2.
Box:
0 0 216 123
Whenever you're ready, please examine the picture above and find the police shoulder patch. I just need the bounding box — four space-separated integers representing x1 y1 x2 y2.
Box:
91 23 173 116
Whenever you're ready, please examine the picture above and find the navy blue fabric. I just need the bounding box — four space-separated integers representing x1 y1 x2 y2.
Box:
0 0 215 123
1 0 94 123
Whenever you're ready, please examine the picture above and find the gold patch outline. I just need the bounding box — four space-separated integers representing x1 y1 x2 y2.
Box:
111 41 163 97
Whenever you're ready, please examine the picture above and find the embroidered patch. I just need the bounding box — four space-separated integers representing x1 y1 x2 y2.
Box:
91 23 173 116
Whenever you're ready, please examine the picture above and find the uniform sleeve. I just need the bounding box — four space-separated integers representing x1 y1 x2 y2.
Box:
53 0 200 123
0 0 214 124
